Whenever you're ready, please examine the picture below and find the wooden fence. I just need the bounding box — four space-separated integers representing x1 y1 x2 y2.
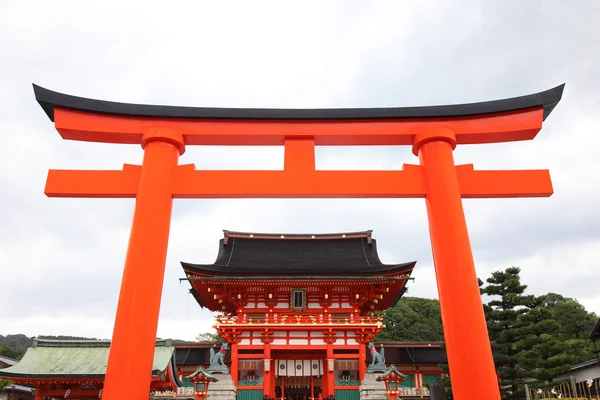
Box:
525 377 599 400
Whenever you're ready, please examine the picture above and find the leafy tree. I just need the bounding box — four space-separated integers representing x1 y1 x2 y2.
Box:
542 294 598 339
0 334 33 355
376 297 444 342
0 345 22 360
517 294 595 382
0 379 13 391
196 332 222 342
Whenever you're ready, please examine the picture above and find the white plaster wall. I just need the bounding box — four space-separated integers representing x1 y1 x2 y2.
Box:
289 339 309 345
556 364 600 382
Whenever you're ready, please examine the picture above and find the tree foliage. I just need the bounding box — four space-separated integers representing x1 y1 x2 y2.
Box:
376 296 444 342
196 331 222 342
481 267 531 399
479 267 597 399
0 345 22 360
0 379 13 391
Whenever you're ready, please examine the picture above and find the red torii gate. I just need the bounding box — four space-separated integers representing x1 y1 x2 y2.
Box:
33 83 564 400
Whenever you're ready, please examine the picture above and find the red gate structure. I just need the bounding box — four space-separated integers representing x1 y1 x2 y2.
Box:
33 83 564 400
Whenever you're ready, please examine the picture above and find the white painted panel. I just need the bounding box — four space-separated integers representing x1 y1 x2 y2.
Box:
275 302 288 309
331 303 340 308
256 302 268 309
239 339 251 345
272 339 287 345
346 332 356 337
311 332 324 337
340 302 352 308
273 331 286 337
334 339 344 345
289 339 309 345
347 338 359 345
240 332 251 337
290 331 308 337
311 339 326 345
252 339 263 345
334 332 344 337
252 331 262 337
246 302 256 308
307 302 320 309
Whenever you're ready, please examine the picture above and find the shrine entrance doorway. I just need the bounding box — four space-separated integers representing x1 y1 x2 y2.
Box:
274 357 325 400
275 375 322 400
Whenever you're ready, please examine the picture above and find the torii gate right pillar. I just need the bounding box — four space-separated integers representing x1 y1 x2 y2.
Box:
415 128 498 399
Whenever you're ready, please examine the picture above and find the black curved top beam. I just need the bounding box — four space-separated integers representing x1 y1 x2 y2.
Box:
32 83 564 123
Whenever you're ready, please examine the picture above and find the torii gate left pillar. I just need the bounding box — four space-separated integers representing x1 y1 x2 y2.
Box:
33 83 564 400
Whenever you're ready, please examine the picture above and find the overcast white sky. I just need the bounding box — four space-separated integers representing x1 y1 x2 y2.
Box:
1 1 599 341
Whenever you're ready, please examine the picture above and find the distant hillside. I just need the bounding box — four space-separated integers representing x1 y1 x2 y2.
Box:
0 334 97 358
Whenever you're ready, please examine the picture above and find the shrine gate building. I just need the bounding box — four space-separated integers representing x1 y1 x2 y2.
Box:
182 230 421 400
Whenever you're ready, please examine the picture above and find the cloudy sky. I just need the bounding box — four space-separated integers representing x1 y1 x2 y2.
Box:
1 1 599 342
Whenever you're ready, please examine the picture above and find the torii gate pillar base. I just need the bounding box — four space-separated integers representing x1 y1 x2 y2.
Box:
416 129 500 400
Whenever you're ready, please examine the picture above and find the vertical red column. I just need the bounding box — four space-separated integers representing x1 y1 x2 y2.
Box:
231 342 239 387
358 343 366 381
413 129 500 400
102 129 185 400
326 341 334 397
264 341 272 397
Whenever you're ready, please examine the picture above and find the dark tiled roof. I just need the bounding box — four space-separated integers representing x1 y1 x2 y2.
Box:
182 230 415 276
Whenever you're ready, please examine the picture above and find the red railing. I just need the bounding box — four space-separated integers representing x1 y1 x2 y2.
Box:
215 314 383 326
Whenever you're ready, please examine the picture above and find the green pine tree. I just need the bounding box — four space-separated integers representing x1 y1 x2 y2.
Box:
480 267 530 400
517 295 594 382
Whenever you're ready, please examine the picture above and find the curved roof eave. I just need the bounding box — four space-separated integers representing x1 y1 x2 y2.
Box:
181 260 416 277
33 83 564 122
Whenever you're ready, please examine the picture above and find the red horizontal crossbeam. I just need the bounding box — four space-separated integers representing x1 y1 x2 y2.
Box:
53 106 544 146
45 163 552 199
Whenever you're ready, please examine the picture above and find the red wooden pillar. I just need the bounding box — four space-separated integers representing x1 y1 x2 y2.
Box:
414 128 500 400
102 129 185 400
358 343 366 381
326 341 334 397
264 341 272 397
231 342 239 386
